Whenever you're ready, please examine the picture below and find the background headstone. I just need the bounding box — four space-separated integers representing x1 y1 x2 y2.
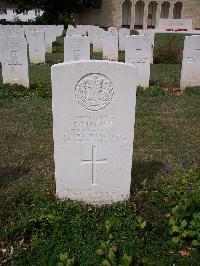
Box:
93 28 104 53
64 35 90 62
44 28 54 53
1 37 29 87
29 31 45 64
125 35 152 88
119 28 130 51
76 25 87 36
103 31 118 61
139 30 155 64
180 35 200 89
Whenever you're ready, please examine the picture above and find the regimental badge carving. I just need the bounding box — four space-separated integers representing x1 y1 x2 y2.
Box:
75 73 114 111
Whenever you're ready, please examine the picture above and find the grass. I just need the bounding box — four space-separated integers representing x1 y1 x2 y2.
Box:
0 34 200 265
154 33 186 50
150 64 181 87
1 93 200 265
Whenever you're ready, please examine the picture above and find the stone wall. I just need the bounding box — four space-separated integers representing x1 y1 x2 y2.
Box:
183 0 200 29
77 0 200 29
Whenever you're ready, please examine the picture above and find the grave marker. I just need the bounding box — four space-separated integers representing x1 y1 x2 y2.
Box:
93 28 104 53
180 35 200 89
64 36 90 62
52 61 137 205
119 28 130 51
125 35 152 88
29 31 45 64
1 37 29 87
103 31 118 61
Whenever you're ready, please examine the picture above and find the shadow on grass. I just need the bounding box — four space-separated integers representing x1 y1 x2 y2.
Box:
0 167 29 187
130 160 164 193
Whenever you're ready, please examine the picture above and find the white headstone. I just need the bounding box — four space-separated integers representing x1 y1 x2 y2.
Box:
68 25 74 30
45 28 54 53
0 32 7 62
87 25 99 44
52 60 137 205
1 37 29 87
125 35 152 88
66 27 77 37
44 26 57 42
56 25 64 37
76 25 87 36
103 31 118 61
119 28 130 51
29 31 45 64
64 36 90 62
93 28 104 53
180 35 200 89
108 27 118 35
139 30 155 64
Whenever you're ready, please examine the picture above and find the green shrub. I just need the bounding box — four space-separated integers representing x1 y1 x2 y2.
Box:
154 37 182 64
2 168 200 264
164 168 200 248
137 85 165 97
0 83 51 99
184 87 200 95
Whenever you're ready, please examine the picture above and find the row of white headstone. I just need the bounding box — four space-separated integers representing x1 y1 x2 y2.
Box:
0 23 199 90
65 25 153 88
65 25 200 89
0 24 64 87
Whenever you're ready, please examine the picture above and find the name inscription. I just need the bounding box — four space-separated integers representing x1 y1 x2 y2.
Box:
63 115 128 144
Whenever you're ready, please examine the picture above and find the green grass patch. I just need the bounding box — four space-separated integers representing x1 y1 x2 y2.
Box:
150 64 181 87
0 91 200 264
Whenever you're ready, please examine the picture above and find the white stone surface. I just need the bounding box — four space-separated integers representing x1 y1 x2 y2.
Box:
0 25 25 38
56 25 64 37
48 25 57 42
87 25 99 44
66 27 77 37
1 37 29 87
108 27 118 35
68 25 74 30
0 32 7 62
44 29 54 53
76 25 87 36
52 60 137 205
103 31 118 61
139 30 155 64
119 28 130 51
125 35 152 88
64 36 90 62
180 35 200 89
29 31 45 64
93 28 104 53
157 19 193 31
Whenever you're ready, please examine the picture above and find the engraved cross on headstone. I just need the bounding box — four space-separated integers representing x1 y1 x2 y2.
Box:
81 146 107 185
5 50 23 72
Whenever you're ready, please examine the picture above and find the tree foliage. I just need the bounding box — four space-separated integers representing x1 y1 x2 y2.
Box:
8 0 101 13
7 0 101 23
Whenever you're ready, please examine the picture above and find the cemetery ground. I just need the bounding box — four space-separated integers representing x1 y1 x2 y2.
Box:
0 33 200 265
